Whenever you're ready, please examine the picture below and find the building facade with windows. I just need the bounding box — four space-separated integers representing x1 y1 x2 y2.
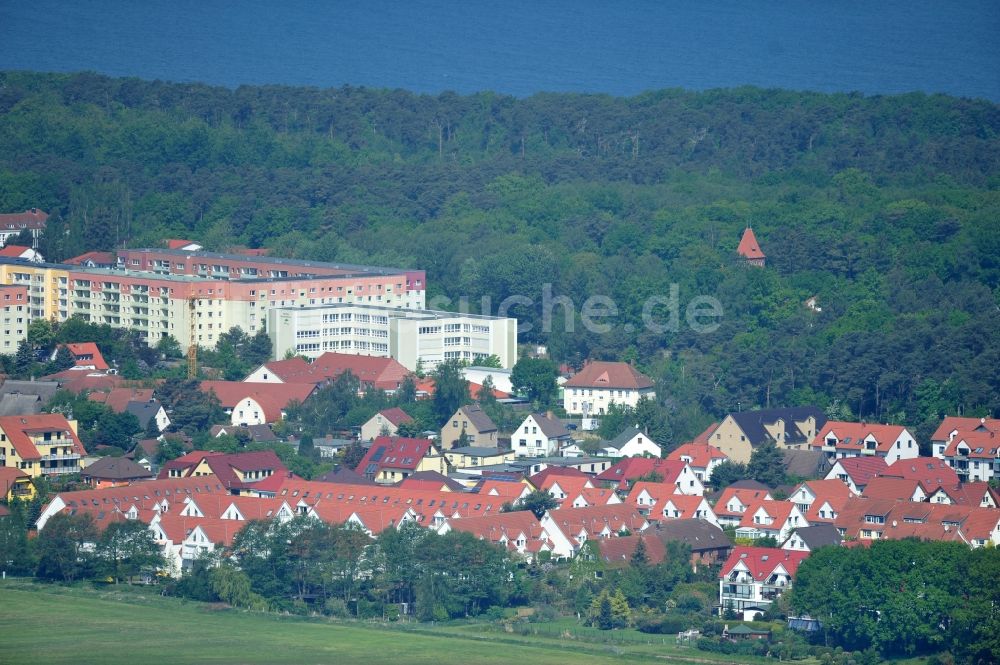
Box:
268 303 517 370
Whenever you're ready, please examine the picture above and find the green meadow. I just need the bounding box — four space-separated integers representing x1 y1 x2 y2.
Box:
0 583 746 665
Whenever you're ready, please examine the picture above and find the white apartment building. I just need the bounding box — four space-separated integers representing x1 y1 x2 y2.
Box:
268 304 517 370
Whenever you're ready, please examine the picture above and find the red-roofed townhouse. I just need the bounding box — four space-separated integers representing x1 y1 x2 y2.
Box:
61 342 110 371
931 416 1000 457
151 513 242 575
667 443 729 483
736 500 808 542
926 482 1000 508
439 511 554 562
562 360 656 420
719 547 808 618
824 456 887 493
881 456 960 494
936 430 1000 483
201 380 316 426
157 451 287 495
355 436 446 484
63 251 116 268
597 534 667 568
360 407 414 441
566 487 622 509
595 458 703 495
811 421 918 464
787 479 855 523
244 352 411 393
713 487 774 528
626 481 719 527
861 476 927 502
539 504 650 559
0 414 86 478
345 505 418 536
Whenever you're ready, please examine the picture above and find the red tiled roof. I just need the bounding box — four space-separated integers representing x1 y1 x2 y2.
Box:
64 343 109 370
446 510 547 550
595 458 686 490
200 380 315 423
931 416 1000 442
881 457 959 492
598 534 667 567
258 352 411 392
378 407 414 427
356 436 436 476
528 465 587 490
942 430 1000 458
0 467 31 496
88 388 155 412
719 546 808 580
714 487 773 517
0 244 31 258
0 209 47 229
737 500 797 529
667 443 728 468
861 476 924 501
545 504 649 540
563 361 654 390
0 414 86 460
812 421 909 453
832 456 887 485
41 370 123 393
414 378 510 400
693 423 719 444
737 227 766 260
63 251 115 266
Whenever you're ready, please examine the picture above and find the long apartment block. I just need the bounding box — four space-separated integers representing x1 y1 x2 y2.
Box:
0 250 427 351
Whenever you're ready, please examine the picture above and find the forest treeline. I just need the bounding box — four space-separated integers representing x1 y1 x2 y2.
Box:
0 71 998 445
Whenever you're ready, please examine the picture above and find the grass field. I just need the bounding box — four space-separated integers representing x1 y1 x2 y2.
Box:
0 581 759 665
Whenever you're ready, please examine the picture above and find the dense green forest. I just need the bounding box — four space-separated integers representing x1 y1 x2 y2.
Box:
1 71 998 444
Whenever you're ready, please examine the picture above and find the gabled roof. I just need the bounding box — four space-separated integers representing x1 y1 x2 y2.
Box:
861 476 924 501
523 412 571 439
931 416 1000 442
737 227 766 261
604 427 648 451
650 518 732 552
597 534 667 567
0 393 43 416
81 456 154 481
455 404 497 433
399 470 466 493
928 482 1000 507
737 500 797 529
88 388 155 412
727 407 827 447
156 451 286 491
0 467 31 496
882 457 959 492
63 342 109 370
667 442 728 468
544 504 649 540
124 400 164 429
356 436 436 476
720 546 808 580
786 523 842 550
0 244 32 258
255 353 411 391
596 458 687 490
528 465 587 489
415 378 510 400
782 450 830 479
0 379 60 401
0 209 47 228
445 511 546 546
714 486 773 517
793 479 855 504
63 251 116 267
315 466 376 485
831 456 887 485
200 380 315 423
563 361 654 390
0 414 86 460
377 407 413 427
812 421 909 453
942 430 1000 458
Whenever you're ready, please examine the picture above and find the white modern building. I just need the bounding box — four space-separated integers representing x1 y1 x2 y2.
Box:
268 304 517 370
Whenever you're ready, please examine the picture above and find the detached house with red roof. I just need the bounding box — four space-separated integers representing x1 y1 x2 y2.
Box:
244 352 411 393
201 380 316 426
157 450 287 495
931 416 1000 456
355 436 446 484
0 414 86 478
735 500 808 542
667 443 729 482
824 456 887 494
596 457 704 495
714 486 774 528
811 421 918 464
719 547 808 619
0 244 43 263
360 407 414 442
935 429 1000 483
61 342 110 371
626 481 719 527
881 456 959 494
562 361 655 420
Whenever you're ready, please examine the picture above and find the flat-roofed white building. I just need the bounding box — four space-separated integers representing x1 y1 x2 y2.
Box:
268 304 517 370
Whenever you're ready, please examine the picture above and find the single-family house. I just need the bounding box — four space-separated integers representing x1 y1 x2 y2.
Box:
713 486 774 528
705 406 826 464
355 436 446 484
562 361 655 417
811 421 918 464
781 524 842 553
200 380 316 426
81 456 155 488
360 407 414 442
735 500 808 542
718 547 808 618
667 443 729 482
595 458 703 494
513 413 572 458
824 456 887 493
440 404 498 450
598 426 662 458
